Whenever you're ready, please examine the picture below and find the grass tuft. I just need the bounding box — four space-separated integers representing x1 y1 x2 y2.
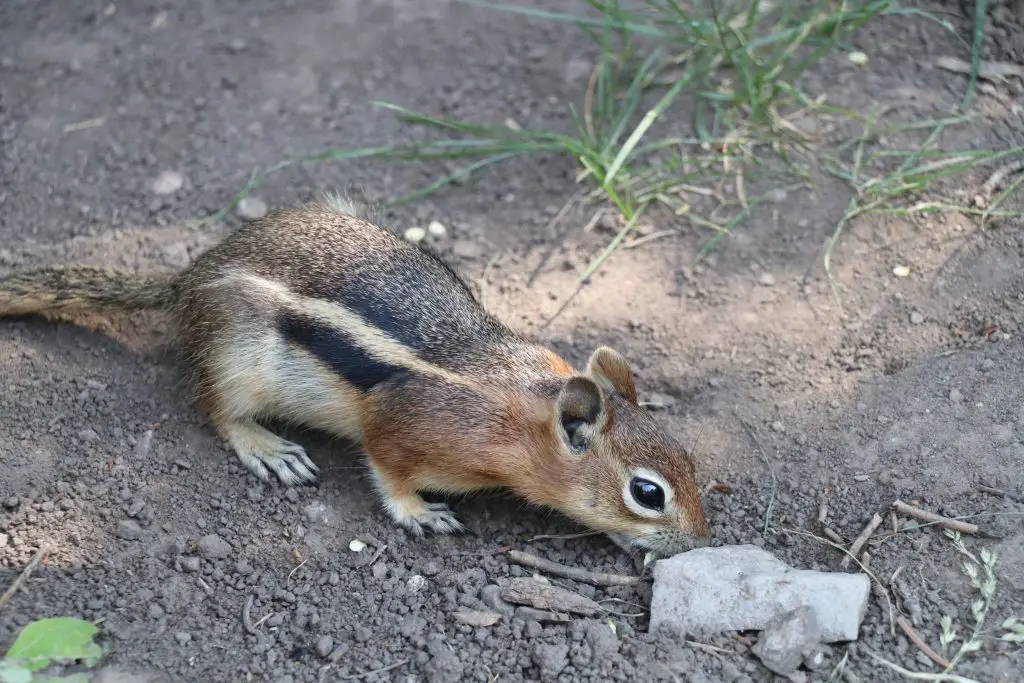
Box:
215 0 1021 290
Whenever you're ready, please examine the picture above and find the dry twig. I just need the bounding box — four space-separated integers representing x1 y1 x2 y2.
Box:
896 615 950 668
242 594 258 635
840 513 883 569
823 527 845 545
0 544 49 609
340 658 411 681
866 650 980 683
892 500 983 536
506 550 640 587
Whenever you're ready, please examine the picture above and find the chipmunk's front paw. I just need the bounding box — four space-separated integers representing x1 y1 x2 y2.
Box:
223 420 319 486
388 497 464 537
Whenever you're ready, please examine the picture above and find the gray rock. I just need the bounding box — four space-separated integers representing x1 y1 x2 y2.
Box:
751 606 822 675
180 556 201 572
0 533 9 548
116 520 142 540
315 635 333 659
650 545 869 642
197 533 231 559
758 272 777 286
531 643 569 680
174 631 191 646
910 311 925 324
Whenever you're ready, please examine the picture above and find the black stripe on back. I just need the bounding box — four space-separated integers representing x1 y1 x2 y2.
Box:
277 311 404 391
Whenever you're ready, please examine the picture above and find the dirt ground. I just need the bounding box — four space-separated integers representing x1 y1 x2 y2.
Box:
2 1 1024 681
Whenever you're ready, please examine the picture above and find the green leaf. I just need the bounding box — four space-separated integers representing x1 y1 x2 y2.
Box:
1001 632 1024 643
5 618 103 672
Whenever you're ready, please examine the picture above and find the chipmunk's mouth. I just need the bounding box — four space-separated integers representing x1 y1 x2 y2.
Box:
605 530 709 563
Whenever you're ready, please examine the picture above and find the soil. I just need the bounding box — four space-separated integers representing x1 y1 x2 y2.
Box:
1 1 1023 682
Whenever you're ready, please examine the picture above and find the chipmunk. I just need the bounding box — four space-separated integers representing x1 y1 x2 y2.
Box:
0 195 710 558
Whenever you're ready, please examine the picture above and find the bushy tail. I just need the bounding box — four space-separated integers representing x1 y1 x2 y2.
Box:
0 265 175 318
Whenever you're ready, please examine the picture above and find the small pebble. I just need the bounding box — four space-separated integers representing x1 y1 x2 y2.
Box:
116 520 142 541
771 421 786 433
758 273 777 287
949 388 964 403
285 488 299 503
315 635 334 659
150 171 184 196
181 556 201 572
3 496 18 510
237 196 268 220
407 575 427 592
427 220 447 238
403 227 426 243
174 632 192 646
909 311 924 325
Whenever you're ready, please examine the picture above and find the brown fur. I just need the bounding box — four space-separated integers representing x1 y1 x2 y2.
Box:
0 197 711 557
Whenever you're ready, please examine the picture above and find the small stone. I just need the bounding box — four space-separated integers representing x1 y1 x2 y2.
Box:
480 584 516 616
197 533 231 559
180 556 201 572
78 428 99 442
404 227 426 243
284 488 299 503
174 632 192 646
758 272 777 287
803 644 833 671
0 533 9 548
116 520 142 541
407 575 427 592
892 264 911 278
909 311 925 325
148 603 165 619
150 171 184 196
650 545 869 642
421 561 441 576
949 388 964 403
3 496 18 510
427 220 447 238
237 196 268 220
454 610 501 627
752 606 822 675
848 51 869 66
348 539 367 552
771 421 786 433
315 635 334 659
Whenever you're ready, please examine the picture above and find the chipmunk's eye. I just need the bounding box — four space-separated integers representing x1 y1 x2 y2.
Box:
629 477 665 512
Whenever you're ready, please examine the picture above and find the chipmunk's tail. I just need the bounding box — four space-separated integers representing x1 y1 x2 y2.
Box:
0 265 176 318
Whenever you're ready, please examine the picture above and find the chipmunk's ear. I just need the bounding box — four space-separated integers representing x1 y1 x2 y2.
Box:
555 376 608 453
586 346 638 404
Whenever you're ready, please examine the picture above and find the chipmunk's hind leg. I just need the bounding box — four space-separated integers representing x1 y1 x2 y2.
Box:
193 335 321 487
221 419 319 486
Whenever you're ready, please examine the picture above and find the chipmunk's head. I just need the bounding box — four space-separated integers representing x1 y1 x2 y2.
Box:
549 347 710 560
